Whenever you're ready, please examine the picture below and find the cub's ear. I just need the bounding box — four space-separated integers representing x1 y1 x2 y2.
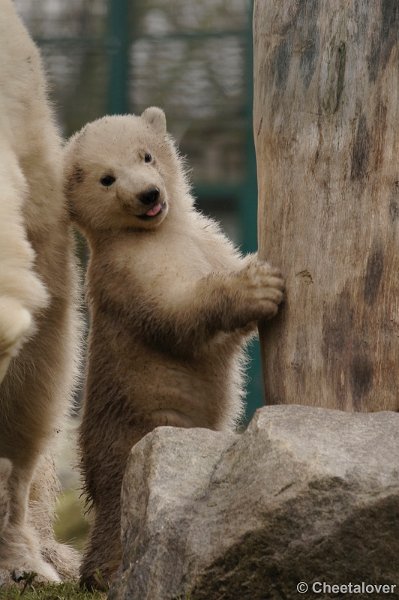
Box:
141 107 167 135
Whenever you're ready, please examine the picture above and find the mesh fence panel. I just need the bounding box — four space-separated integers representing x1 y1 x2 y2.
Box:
13 0 250 187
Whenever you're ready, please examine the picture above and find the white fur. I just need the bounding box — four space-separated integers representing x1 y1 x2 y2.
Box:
0 0 80 581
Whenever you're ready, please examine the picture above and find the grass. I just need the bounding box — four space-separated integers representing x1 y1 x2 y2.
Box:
0 581 105 600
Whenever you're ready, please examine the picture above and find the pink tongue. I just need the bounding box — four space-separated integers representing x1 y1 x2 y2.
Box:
146 203 162 217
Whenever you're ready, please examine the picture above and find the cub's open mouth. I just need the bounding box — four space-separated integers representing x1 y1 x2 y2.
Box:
138 201 167 220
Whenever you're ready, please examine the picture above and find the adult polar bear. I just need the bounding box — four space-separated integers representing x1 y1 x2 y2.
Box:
0 0 80 581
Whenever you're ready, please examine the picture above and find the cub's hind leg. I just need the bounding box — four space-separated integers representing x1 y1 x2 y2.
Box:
80 410 195 590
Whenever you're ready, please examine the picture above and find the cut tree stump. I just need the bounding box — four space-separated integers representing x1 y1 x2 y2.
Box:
254 1 399 411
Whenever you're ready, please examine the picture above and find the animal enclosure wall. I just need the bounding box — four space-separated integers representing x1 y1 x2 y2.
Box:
254 1 399 411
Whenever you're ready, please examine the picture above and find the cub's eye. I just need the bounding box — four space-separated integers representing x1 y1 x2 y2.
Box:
100 175 115 187
144 153 152 163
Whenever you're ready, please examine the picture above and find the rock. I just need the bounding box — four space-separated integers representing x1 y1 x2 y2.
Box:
109 406 399 600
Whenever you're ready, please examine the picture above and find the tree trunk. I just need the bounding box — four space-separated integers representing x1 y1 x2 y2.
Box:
254 0 399 411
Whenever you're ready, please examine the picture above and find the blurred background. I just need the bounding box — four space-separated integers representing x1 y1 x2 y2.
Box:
13 0 260 549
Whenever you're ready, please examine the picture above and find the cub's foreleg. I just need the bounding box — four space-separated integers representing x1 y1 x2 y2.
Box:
133 260 284 355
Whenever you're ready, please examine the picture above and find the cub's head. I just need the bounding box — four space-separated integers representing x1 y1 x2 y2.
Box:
64 107 188 234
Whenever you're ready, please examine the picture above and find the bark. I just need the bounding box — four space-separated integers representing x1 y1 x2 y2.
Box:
254 0 399 411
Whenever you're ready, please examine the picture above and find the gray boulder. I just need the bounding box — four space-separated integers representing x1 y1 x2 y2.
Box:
109 405 399 600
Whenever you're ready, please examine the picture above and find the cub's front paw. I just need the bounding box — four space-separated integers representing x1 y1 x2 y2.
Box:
235 261 284 323
0 298 32 381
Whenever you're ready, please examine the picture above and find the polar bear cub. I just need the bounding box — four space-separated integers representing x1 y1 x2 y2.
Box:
0 0 80 582
64 107 284 588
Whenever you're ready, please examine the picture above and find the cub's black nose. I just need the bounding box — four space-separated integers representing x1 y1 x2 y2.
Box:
139 187 160 205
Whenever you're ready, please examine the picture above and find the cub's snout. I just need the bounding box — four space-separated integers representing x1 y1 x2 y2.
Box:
120 184 167 222
139 186 160 206
136 184 167 220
